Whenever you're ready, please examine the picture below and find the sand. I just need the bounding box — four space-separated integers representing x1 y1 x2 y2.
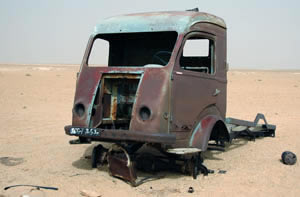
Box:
0 64 299 197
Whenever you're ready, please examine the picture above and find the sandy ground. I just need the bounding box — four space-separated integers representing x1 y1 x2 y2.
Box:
0 64 299 197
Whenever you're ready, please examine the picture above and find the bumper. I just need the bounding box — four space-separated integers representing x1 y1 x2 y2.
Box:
64 125 176 145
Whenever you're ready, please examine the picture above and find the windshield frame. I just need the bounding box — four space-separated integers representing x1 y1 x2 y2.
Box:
85 31 179 68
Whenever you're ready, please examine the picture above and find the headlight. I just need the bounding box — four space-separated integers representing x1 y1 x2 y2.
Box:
139 106 151 121
74 103 85 117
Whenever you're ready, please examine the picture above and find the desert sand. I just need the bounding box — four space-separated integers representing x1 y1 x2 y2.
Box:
0 64 299 197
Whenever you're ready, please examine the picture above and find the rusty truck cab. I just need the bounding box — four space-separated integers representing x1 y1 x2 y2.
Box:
66 11 229 153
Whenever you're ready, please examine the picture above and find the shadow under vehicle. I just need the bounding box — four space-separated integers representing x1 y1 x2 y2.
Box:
65 9 276 186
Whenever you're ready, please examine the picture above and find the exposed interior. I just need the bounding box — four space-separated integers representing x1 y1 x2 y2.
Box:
88 31 178 67
180 37 215 74
90 74 140 130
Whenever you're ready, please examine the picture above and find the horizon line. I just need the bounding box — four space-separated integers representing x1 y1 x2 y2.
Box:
0 63 299 71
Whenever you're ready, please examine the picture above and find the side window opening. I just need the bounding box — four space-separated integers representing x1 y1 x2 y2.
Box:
180 37 215 74
88 38 109 67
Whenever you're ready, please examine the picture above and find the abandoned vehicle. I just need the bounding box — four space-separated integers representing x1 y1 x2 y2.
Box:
65 9 276 186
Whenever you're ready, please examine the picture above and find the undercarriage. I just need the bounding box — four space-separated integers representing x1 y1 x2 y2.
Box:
66 113 275 186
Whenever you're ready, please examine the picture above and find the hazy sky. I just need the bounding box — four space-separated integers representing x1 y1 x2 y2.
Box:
0 0 299 69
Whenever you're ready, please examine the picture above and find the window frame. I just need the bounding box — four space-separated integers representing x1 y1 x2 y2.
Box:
87 37 110 67
176 32 217 77
86 31 178 68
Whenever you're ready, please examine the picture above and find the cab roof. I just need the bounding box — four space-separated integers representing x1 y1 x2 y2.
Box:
93 11 226 35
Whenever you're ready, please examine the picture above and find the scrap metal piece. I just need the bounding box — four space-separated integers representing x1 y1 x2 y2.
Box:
226 113 276 140
166 148 201 155
107 144 137 186
135 153 182 173
91 144 108 168
106 147 213 186
190 153 213 179
4 185 58 191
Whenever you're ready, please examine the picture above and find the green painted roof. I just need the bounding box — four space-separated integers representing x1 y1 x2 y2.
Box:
93 11 226 35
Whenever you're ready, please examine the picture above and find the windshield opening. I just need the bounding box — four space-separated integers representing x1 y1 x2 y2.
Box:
87 31 178 67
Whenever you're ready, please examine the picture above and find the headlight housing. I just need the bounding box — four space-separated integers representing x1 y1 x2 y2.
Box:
74 103 85 117
139 106 151 121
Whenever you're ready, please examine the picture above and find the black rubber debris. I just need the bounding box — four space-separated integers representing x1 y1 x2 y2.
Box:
281 151 297 165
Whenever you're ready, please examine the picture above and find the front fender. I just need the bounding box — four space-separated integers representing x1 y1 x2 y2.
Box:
189 115 221 151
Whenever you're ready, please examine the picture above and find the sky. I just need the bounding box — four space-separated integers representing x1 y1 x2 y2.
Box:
0 0 299 69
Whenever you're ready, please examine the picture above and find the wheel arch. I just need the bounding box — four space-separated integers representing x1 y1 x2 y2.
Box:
188 105 229 151
209 120 230 143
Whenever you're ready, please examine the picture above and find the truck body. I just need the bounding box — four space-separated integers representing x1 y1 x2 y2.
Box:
65 10 275 185
66 11 229 150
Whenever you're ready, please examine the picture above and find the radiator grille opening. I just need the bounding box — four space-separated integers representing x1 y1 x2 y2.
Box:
90 74 140 130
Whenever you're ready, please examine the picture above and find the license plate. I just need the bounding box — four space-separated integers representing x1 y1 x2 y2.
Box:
70 127 101 136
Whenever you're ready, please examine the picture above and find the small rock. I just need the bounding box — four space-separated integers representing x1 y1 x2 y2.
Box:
0 157 25 166
20 189 45 197
25 73 31 77
188 187 194 193
218 170 227 174
80 189 101 197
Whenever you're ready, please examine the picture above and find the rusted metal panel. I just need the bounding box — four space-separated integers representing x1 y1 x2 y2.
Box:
189 115 220 151
170 23 227 145
107 145 137 186
94 11 226 35
129 67 170 133
102 94 111 118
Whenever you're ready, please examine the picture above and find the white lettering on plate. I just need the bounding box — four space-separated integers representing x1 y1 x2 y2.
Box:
70 128 100 136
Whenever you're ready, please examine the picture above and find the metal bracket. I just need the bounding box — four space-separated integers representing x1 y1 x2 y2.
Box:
226 113 276 141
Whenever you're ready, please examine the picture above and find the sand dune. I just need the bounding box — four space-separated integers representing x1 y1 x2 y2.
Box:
0 64 299 196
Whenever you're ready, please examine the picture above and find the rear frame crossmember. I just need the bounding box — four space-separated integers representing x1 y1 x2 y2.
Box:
226 113 276 141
